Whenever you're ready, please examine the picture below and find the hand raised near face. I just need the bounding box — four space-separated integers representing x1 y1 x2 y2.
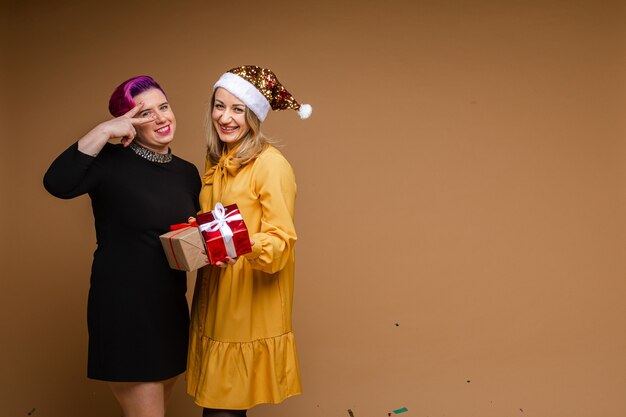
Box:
77 103 156 157
101 102 156 147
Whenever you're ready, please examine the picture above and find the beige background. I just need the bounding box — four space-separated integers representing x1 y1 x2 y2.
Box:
2 1 626 416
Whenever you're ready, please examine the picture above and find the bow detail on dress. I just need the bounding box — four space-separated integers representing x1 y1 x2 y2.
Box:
202 153 241 185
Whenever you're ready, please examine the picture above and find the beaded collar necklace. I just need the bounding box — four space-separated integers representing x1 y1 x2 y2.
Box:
129 141 172 164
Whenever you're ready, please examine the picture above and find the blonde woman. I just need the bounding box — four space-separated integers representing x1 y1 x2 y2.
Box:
187 66 312 417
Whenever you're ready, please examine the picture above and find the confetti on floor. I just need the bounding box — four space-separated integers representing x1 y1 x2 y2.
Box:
393 407 408 414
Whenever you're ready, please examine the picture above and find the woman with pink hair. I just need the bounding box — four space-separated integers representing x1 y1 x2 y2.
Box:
44 75 200 417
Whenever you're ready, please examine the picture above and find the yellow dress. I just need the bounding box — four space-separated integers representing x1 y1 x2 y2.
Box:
187 144 302 409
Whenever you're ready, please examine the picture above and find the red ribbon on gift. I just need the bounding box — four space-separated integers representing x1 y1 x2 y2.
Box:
170 219 198 230
167 220 199 269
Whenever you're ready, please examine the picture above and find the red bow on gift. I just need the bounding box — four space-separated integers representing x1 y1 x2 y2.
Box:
170 219 198 230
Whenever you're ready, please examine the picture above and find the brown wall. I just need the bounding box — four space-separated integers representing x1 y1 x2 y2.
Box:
3 1 626 416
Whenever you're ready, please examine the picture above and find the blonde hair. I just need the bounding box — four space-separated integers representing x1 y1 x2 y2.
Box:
205 91 274 167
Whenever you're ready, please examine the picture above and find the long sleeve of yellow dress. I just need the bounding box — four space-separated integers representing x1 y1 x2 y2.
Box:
187 145 302 410
243 149 297 274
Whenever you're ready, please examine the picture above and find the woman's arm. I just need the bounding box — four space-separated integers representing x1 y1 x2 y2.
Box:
43 142 99 199
43 103 154 199
76 102 151 156
243 152 298 274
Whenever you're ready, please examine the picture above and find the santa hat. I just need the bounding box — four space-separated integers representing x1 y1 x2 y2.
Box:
213 65 312 122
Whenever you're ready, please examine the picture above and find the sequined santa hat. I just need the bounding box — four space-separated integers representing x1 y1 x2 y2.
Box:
213 65 312 122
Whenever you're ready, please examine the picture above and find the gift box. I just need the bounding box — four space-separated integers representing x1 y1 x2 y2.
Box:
159 222 209 271
197 202 252 264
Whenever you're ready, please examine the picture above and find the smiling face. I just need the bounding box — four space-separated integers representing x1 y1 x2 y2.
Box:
212 87 250 150
132 88 176 153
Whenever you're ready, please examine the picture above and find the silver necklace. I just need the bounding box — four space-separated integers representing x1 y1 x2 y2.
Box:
129 141 172 163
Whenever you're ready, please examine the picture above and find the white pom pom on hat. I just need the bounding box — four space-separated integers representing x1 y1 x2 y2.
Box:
297 104 312 119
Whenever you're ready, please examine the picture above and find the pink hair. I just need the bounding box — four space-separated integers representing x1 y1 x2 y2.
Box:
108 75 166 117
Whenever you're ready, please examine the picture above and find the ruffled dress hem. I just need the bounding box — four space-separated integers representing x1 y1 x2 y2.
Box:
187 331 302 409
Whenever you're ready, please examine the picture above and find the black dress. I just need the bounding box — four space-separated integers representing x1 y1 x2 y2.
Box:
44 142 200 382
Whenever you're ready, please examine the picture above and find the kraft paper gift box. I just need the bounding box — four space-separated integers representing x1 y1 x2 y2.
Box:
196 202 252 265
159 223 208 271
